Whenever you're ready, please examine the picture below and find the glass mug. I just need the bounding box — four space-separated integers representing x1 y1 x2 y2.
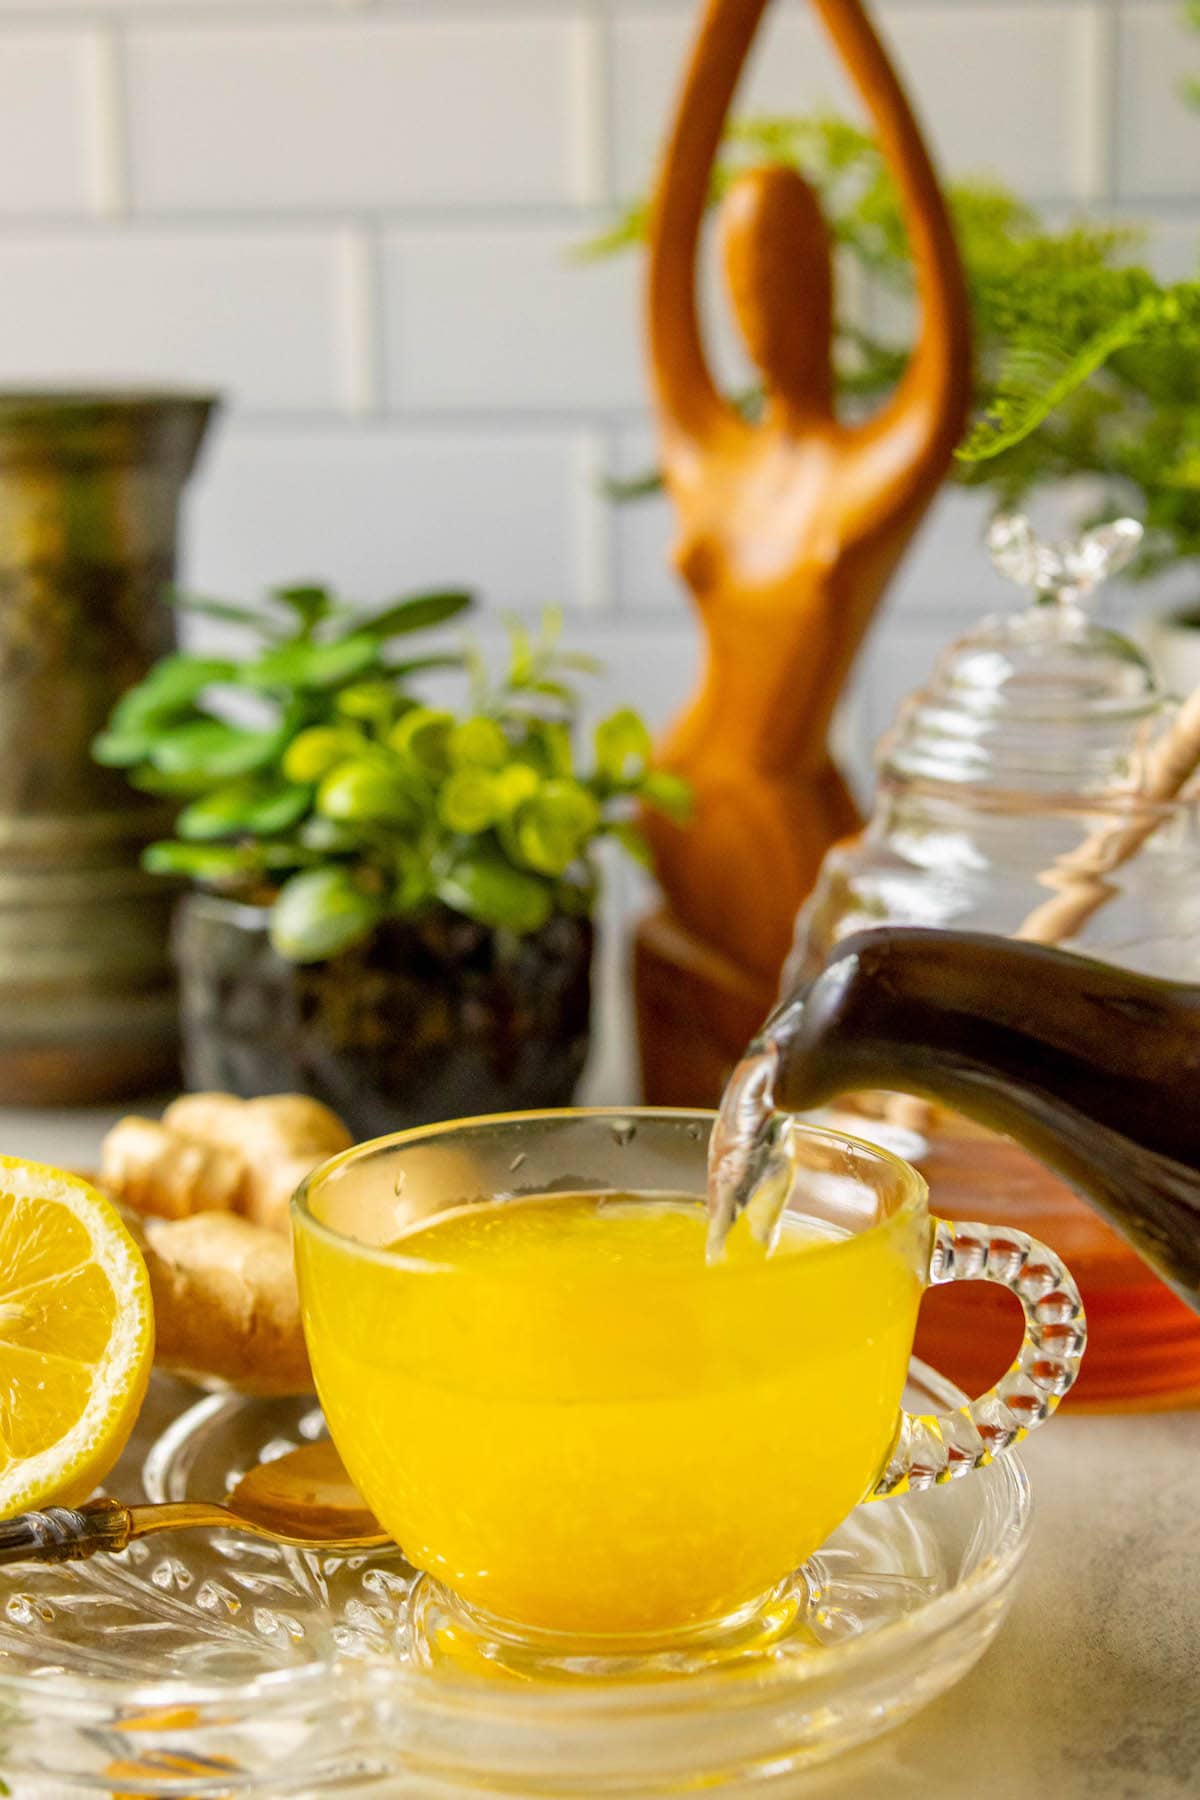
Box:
293 1109 1085 1646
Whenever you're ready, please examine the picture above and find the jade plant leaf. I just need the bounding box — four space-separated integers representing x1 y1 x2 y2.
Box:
383 651 470 678
300 815 360 852
491 763 541 814
93 725 168 767
448 717 509 770
349 589 473 641
594 707 652 781
176 779 311 842
606 819 654 867
109 655 237 729
272 583 331 629
334 680 400 724
391 845 436 913
283 726 363 784
317 759 421 827
143 842 264 883
438 768 502 834
436 852 554 933
270 866 385 962
388 707 455 773
246 635 381 692
148 719 289 780
513 779 601 876
518 720 573 779
641 769 693 822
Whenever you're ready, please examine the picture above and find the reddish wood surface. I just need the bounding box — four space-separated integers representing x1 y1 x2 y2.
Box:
639 0 971 1009
634 906 774 1106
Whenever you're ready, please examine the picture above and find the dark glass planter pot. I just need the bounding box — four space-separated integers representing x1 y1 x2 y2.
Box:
174 891 593 1141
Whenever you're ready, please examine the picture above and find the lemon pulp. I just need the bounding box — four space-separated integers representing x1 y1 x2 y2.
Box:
0 1158 154 1515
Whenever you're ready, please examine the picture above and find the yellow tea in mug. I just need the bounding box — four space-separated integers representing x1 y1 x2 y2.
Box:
296 1191 926 1640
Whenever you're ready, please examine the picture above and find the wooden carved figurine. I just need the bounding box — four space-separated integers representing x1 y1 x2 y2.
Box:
635 0 971 1103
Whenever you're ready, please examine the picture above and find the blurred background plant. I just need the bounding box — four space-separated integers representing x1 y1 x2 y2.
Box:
1187 0 1200 112
586 47 1200 585
94 585 689 962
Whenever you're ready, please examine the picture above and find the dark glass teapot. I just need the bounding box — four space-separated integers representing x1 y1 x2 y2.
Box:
763 926 1200 1313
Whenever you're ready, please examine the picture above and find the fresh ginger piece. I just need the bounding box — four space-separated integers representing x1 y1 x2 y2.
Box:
162 1094 353 1235
98 1091 352 1395
164 1093 352 1160
141 1212 313 1397
243 1152 333 1237
99 1117 247 1222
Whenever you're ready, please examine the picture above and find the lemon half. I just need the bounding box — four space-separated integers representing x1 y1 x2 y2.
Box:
0 1157 154 1516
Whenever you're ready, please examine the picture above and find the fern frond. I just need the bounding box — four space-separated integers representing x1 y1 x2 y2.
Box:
573 202 650 263
961 286 1200 463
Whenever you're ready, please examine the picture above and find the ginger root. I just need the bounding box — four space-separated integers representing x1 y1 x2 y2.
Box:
138 1212 313 1398
165 1092 351 1235
99 1117 245 1222
99 1092 354 1397
102 1093 352 1238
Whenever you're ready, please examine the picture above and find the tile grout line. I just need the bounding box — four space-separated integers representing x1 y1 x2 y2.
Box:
578 0 620 610
1086 0 1122 208
87 21 129 220
336 220 382 417
574 1 613 211
8 194 1198 238
574 428 618 613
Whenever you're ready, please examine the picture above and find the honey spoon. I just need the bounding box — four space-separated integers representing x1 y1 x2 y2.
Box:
0 1439 390 1567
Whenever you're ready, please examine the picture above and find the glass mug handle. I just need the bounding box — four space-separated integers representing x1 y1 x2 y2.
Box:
871 1217 1086 1498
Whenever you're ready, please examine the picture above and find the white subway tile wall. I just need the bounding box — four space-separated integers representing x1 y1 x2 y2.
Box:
0 31 110 215
0 230 355 408
0 0 1193 797
188 425 587 606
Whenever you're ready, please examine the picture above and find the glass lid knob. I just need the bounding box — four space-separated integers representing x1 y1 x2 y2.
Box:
877 509 1163 792
986 512 1144 614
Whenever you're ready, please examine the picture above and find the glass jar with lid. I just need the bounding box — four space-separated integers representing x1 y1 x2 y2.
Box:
788 514 1200 1406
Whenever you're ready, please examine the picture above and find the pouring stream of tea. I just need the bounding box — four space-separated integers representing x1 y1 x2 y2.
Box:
707 1034 793 1258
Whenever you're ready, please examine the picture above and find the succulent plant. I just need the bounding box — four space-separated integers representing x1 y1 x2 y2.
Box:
95 584 689 961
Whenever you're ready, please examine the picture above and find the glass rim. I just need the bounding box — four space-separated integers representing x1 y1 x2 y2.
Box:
291 1105 930 1274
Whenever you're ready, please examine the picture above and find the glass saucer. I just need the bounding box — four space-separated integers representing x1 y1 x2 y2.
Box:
0 1361 1030 1796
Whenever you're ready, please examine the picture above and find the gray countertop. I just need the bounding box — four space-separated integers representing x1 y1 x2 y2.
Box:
804 1409 1200 1799
1 1092 1196 1799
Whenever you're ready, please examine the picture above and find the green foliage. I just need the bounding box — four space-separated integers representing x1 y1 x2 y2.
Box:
1186 1 1200 110
589 111 1200 581
96 584 688 962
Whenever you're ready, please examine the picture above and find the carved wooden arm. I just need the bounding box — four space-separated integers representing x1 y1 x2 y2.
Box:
817 0 971 514
647 0 971 509
647 0 768 448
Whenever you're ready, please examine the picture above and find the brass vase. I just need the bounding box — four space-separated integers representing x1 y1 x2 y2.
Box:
0 391 217 1104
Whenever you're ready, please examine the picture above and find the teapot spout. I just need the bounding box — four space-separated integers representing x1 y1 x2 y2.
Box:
769 928 1200 1312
